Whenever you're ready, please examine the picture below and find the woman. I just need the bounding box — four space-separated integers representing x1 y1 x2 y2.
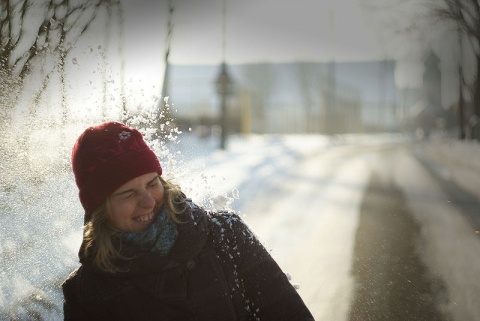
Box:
63 121 314 321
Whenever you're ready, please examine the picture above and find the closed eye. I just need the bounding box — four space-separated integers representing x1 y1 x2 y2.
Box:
119 191 135 199
147 176 160 187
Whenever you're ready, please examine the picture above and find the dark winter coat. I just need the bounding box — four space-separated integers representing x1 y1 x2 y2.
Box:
62 203 315 321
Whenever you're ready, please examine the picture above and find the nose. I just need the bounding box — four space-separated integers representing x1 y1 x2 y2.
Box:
138 189 156 208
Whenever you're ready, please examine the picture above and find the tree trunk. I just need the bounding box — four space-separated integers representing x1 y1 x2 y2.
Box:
458 65 466 140
474 53 480 117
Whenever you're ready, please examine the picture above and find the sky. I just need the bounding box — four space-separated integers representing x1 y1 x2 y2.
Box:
123 0 387 65
120 0 416 97
117 0 466 110
38 0 459 121
7 0 464 125
10 0 402 126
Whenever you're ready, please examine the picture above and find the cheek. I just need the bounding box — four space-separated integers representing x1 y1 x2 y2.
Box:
109 201 134 226
153 186 165 204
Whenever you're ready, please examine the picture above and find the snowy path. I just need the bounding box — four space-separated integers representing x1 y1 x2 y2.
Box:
2 134 480 320
394 146 480 321
242 143 377 320
226 138 480 321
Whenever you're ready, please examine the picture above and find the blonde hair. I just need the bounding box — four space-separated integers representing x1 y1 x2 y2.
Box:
82 177 186 273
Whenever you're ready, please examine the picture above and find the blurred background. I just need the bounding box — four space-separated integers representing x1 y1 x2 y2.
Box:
1 0 480 320
1 0 475 145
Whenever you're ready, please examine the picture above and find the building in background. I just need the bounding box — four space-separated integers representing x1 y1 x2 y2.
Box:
165 60 398 135
400 52 457 137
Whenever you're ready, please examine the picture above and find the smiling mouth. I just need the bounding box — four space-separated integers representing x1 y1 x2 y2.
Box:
133 213 154 223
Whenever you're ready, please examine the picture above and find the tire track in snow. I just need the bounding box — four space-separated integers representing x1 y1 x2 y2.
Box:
349 167 447 321
393 146 480 321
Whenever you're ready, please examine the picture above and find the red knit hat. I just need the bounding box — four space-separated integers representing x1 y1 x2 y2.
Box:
72 122 162 217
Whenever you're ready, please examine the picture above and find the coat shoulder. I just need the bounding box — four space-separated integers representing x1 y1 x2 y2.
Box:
62 266 94 320
62 265 105 303
63 265 119 320
62 266 82 295
207 210 249 233
207 210 259 245
62 266 93 302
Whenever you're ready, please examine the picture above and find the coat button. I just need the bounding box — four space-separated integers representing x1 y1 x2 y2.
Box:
186 260 196 270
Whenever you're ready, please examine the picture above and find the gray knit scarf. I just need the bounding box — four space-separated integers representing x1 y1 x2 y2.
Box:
119 207 178 256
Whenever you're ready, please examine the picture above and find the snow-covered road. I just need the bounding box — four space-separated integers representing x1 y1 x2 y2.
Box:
184 135 480 321
242 144 372 321
2 133 480 320
395 145 480 321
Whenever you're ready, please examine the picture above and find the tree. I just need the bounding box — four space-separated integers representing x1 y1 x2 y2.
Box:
0 0 124 185
0 0 125 117
1 0 102 76
431 0 480 128
360 0 480 138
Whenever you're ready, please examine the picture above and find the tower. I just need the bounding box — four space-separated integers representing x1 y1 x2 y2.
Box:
423 51 441 107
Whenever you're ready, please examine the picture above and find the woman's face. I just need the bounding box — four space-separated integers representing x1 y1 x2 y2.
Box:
108 172 164 233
